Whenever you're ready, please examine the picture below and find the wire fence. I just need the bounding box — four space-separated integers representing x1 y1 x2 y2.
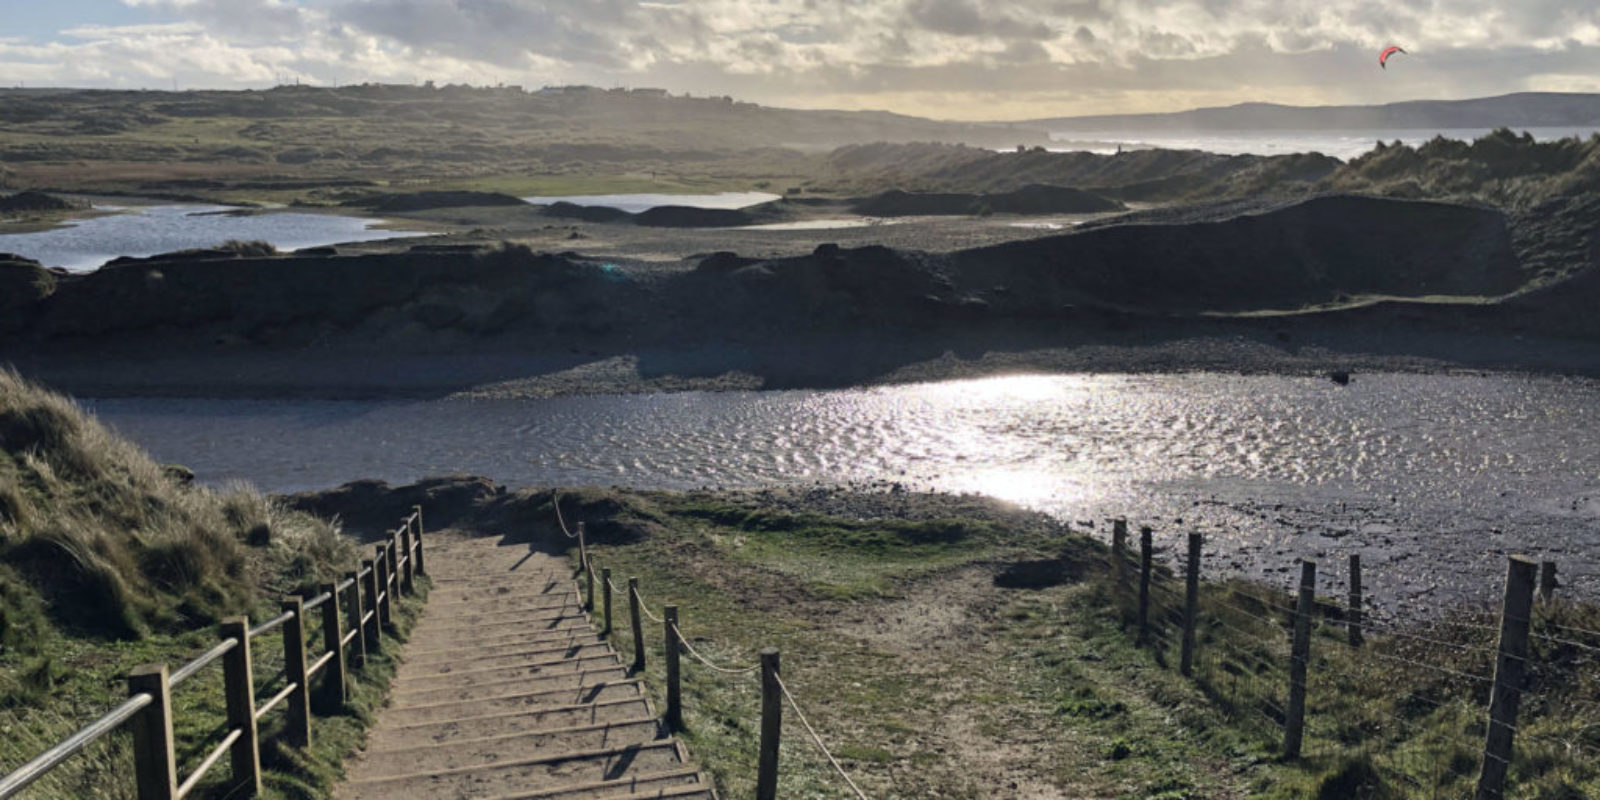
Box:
555 491 873 798
1100 517 1599 800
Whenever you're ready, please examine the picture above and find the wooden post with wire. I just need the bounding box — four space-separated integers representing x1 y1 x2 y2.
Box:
219 618 260 796
1284 560 1316 759
1348 554 1364 648
1138 526 1153 644
375 546 392 630
400 523 415 596
576 520 589 579
411 504 426 576
1112 518 1129 590
345 570 367 668
664 605 682 731
601 567 613 637
1476 556 1537 800
628 577 646 673
319 582 347 708
281 596 311 748
361 560 381 652
1539 560 1558 603
1181 532 1201 677
128 664 177 800
386 535 400 598
757 648 782 800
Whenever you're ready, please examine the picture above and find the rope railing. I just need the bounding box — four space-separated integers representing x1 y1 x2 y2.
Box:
558 498 872 798
776 673 870 800
0 506 429 800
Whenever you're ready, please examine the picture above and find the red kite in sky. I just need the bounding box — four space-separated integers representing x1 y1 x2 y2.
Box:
1379 45 1406 70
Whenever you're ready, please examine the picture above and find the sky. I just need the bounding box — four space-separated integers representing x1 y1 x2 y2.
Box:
3 0 1600 120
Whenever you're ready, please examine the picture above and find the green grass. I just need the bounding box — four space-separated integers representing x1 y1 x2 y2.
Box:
0 370 418 797
541 488 1600 799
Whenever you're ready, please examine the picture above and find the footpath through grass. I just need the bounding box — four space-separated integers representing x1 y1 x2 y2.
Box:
545 487 1600 799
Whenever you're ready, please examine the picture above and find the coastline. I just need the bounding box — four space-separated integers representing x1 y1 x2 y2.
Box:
11 323 1600 401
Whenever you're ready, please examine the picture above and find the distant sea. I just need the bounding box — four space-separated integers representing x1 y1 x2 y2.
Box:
1048 126 1600 160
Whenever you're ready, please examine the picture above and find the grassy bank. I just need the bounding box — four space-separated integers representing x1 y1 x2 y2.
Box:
0 370 417 798
543 487 1600 799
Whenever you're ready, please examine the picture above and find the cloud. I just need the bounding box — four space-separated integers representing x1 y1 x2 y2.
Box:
0 0 1591 118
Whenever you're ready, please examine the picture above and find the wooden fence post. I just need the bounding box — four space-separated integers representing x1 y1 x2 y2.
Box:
219 618 261 796
628 577 646 673
1539 561 1557 603
665 605 682 731
281 596 311 748
1284 560 1316 759
320 582 347 708
757 648 782 800
375 546 393 630
1476 556 1538 800
1181 532 1201 677
361 560 381 652
601 567 613 637
400 523 415 596
345 570 367 669
1348 554 1364 648
386 536 400 599
1138 527 1153 644
576 521 589 579
412 505 426 576
1112 518 1128 590
128 664 177 800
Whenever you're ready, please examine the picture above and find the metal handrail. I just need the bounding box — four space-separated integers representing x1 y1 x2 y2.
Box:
249 611 295 639
0 507 424 798
254 683 298 721
303 591 333 612
170 639 238 688
175 728 242 799
0 693 153 799
307 651 335 679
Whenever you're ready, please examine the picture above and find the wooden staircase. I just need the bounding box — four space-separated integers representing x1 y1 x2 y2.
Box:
335 534 716 800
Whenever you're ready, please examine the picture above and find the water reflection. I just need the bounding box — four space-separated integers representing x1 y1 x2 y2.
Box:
87 372 1600 607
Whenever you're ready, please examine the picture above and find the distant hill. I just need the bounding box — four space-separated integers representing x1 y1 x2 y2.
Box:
1029 92 1600 132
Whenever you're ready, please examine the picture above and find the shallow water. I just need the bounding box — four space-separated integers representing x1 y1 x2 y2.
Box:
0 204 426 272
87 373 1600 611
520 191 780 213
1050 126 1600 159
732 218 897 231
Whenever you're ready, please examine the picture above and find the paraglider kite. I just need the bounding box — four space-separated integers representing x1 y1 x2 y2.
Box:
1379 45 1406 70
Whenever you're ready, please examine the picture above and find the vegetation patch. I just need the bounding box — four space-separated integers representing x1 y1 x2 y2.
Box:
0 370 411 798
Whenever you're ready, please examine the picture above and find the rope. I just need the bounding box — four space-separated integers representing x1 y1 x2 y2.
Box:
775 674 870 800
634 585 664 624
672 627 760 675
553 492 579 539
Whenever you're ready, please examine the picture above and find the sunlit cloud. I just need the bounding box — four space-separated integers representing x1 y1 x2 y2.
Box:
0 1 1595 118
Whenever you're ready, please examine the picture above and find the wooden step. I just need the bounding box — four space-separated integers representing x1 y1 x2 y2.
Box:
486 768 713 800
338 740 691 799
404 628 602 658
391 666 627 705
351 718 663 775
363 697 655 751
403 633 605 666
396 642 616 679
387 680 643 724
413 604 589 634
394 653 625 690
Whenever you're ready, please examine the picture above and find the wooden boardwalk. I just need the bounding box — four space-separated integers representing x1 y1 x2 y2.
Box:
335 533 716 800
